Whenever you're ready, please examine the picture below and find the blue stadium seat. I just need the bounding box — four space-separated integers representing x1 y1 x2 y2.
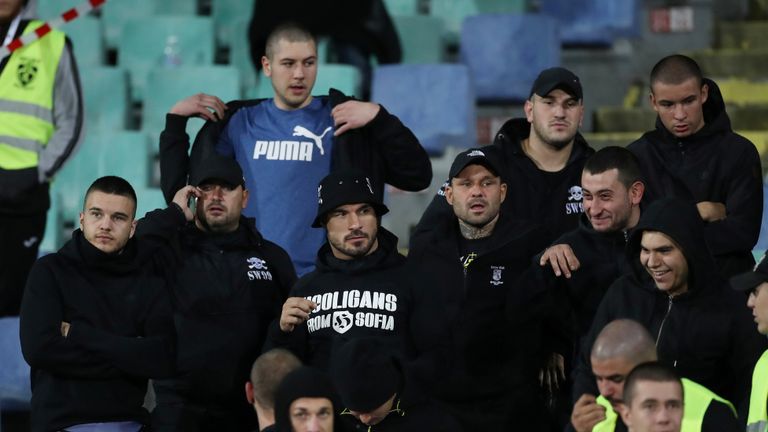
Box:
0 317 31 413
34 0 80 20
383 0 419 16
63 15 103 66
102 0 197 50
430 0 527 43
229 19 258 95
539 0 640 46
117 16 215 102
211 0 255 48
392 15 445 63
142 66 241 139
313 64 362 98
371 64 476 157
80 66 129 130
460 13 560 102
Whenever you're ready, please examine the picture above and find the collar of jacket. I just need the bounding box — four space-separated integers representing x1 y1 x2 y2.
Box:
493 117 594 167
314 226 404 275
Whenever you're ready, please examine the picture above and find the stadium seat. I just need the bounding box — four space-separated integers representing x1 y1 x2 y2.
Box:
383 0 420 16
229 19 258 95
117 16 215 101
62 15 103 66
34 0 80 20
392 15 445 63
212 0 255 49
460 13 560 102
135 187 169 219
0 317 31 413
80 66 129 130
102 0 196 50
539 0 640 46
313 64 362 98
371 64 476 157
142 66 241 139
430 0 527 43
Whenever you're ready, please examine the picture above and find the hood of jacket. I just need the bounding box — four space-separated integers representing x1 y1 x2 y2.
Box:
493 117 594 168
314 226 405 275
625 198 723 295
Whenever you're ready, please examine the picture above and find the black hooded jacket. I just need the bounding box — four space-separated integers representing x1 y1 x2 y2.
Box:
407 210 550 424
266 227 436 372
410 119 594 250
573 198 767 415
20 230 174 432
159 89 432 206
135 206 296 415
627 79 763 277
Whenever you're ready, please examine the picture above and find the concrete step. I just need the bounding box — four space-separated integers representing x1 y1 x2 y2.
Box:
717 79 768 106
718 21 768 50
690 49 768 80
594 105 768 133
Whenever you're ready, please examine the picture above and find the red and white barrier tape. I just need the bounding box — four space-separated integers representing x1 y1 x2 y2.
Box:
0 0 107 59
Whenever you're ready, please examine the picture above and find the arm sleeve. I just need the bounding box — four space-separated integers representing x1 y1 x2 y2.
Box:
66 287 175 378
367 105 432 192
262 318 310 362
408 183 451 250
38 39 84 181
704 142 763 255
701 399 740 432
159 114 192 204
19 262 122 378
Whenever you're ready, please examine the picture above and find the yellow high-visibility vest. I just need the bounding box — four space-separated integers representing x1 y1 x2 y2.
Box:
747 350 768 432
0 20 65 170
590 378 735 432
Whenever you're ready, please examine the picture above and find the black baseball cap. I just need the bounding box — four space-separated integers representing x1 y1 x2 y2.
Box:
448 147 503 179
311 170 389 228
529 67 583 100
189 155 245 187
731 255 768 292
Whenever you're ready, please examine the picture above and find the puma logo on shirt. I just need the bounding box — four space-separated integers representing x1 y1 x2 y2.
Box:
252 125 333 162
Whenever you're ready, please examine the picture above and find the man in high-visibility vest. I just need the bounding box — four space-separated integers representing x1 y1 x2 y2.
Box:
570 319 739 431
730 256 768 432
0 0 83 316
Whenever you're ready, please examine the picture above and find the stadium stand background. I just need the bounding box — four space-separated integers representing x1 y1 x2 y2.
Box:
3 0 768 430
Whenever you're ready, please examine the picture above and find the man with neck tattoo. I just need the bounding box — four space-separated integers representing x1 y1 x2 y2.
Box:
407 148 551 430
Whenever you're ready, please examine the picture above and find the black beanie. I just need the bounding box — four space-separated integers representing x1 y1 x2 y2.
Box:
311 170 389 228
274 366 337 432
330 337 401 412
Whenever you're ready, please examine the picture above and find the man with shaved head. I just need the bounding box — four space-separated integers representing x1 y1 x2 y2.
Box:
570 319 738 432
627 54 762 277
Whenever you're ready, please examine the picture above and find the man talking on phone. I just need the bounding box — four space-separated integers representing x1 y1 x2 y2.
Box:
137 155 297 431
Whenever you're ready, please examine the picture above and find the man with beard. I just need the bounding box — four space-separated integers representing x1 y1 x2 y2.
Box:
571 319 738 432
407 148 551 430
137 155 297 431
267 170 439 374
411 66 593 249
628 54 762 277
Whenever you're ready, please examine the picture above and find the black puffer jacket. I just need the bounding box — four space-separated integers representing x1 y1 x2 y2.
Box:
628 79 763 277
410 119 594 250
573 198 767 414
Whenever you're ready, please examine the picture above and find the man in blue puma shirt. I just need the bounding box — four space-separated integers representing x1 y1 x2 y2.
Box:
159 23 431 275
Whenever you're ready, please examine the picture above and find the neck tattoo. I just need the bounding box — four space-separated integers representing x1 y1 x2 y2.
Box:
458 217 497 240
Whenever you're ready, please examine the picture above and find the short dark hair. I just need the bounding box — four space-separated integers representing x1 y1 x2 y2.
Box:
650 54 704 89
83 176 137 218
264 22 316 59
250 349 302 410
583 146 644 189
623 362 683 407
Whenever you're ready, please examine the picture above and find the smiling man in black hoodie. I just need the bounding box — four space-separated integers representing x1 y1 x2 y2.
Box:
628 54 763 278
20 176 175 432
573 198 768 419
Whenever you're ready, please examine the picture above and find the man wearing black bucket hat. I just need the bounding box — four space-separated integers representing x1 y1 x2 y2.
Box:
330 337 461 431
408 148 551 430
731 256 768 430
266 170 442 376
137 154 297 432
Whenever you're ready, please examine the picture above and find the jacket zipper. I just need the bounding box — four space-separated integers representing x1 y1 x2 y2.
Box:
655 295 674 347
